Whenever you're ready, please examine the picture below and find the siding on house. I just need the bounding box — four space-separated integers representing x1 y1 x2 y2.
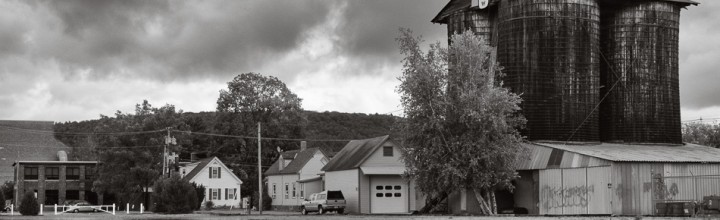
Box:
325 169 359 213
298 150 327 180
184 158 242 207
361 141 401 167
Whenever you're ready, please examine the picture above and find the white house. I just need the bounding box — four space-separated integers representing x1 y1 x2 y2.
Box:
264 142 330 211
179 156 243 207
321 135 425 214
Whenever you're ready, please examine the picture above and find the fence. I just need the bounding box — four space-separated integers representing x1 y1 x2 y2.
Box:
652 174 720 215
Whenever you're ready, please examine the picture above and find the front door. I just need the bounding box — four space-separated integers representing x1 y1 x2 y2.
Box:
370 175 408 213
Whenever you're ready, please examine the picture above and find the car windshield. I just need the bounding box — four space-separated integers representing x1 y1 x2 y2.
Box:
327 191 344 200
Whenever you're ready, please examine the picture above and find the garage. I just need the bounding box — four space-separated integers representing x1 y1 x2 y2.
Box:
370 175 408 213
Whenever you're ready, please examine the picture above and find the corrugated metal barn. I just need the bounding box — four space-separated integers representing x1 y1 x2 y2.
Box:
513 142 720 215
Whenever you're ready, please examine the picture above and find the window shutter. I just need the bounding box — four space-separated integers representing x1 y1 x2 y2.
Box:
235 188 238 200
209 167 212 179
218 167 221 179
208 188 212 201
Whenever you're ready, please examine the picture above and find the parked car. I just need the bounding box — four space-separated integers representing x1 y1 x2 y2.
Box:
64 200 98 213
300 190 346 215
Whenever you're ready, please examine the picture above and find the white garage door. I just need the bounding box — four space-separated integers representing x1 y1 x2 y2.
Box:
370 175 408 213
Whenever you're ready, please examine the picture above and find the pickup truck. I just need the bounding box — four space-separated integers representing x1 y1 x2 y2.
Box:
300 190 346 215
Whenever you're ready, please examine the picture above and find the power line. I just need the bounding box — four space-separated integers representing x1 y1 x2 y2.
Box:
175 130 353 142
0 124 166 136
0 143 162 149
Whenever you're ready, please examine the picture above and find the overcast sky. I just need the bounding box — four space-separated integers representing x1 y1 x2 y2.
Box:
0 0 716 123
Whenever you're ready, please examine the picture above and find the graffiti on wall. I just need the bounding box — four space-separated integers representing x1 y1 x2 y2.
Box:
541 185 595 209
651 174 679 200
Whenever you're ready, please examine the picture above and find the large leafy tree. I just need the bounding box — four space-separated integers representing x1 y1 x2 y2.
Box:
396 30 525 215
216 72 305 202
682 122 720 147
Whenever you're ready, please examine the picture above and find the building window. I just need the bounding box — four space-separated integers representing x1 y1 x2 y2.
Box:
394 185 401 190
226 188 236 200
45 190 59 205
292 183 296 199
300 184 304 199
375 185 383 190
385 193 392 197
24 167 38 180
376 193 383 197
210 167 220 179
66 190 80 200
384 185 392 190
67 167 80 180
285 183 289 199
394 193 402 197
46 167 59 180
272 184 277 199
85 166 96 180
211 188 219 200
383 146 393 157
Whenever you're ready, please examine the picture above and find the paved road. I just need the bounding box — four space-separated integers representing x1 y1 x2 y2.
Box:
0 212 713 220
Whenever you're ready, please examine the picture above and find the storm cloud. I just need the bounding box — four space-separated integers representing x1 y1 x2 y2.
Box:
0 0 715 122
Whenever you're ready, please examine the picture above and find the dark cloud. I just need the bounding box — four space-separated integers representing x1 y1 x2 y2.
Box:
337 0 447 59
23 0 334 81
678 0 720 109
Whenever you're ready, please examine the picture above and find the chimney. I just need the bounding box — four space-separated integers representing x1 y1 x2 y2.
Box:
57 151 67 161
190 152 198 162
301 141 307 151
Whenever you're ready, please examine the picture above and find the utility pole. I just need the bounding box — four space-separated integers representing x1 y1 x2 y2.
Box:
163 127 169 177
258 122 263 214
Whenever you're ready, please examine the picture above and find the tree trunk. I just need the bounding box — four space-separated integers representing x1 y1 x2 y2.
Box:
472 189 492 215
419 193 447 214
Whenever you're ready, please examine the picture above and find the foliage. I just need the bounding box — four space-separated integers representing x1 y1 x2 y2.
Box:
0 189 4 212
1 181 12 201
19 192 39 215
216 72 306 200
396 29 525 215
252 190 272 211
204 200 214 210
682 122 720 147
192 182 206 210
151 174 198 214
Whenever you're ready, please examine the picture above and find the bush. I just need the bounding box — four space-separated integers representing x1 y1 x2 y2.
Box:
151 174 197 214
1 181 13 202
0 190 5 212
19 192 39 215
204 200 214 210
253 190 272 211
192 182 205 210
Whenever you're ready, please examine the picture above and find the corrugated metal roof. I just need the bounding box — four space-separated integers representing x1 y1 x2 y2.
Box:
516 143 611 170
321 135 390 172
535 142 720 163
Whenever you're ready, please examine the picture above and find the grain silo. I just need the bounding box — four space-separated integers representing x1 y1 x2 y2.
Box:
496 0 601 142
431 0 498 46
599 1 688 144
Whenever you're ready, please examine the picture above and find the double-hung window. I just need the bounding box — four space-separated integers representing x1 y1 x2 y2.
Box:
272 184 277 199
46 167 59 180
292 183 296 199
285 183 289 199
209 167 221 179
24 167 38 180
67 167 80 180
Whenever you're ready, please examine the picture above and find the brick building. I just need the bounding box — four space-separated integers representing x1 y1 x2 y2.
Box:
13 160 99 205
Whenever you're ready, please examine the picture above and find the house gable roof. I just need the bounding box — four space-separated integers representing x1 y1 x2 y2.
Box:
265 148 328 176
321 135 390 172
182 157 242 183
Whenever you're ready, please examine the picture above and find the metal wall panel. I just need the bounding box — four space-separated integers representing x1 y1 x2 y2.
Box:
587 166 611 214
561 168 588 215
539 169 563 215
